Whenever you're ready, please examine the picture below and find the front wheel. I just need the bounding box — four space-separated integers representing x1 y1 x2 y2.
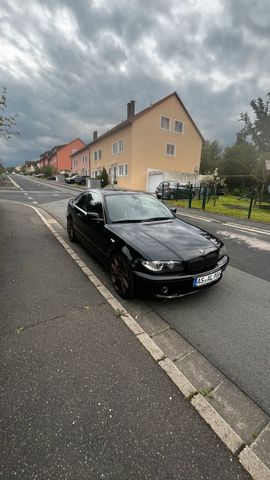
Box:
110 253 135 299
67 217 77 243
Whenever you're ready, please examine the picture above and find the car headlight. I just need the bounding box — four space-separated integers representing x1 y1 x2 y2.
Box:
142 260 183 272
218 245 227 260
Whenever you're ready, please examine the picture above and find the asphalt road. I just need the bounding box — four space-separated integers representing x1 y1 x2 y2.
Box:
2 175 270 418
0 173 76 205
0 200 251 479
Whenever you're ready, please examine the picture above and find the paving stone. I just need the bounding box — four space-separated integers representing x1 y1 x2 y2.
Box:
175 350 225 392
122 298 152 318
153 329 193 361
136 310 169 336
209 380 269 444
249 423 270 469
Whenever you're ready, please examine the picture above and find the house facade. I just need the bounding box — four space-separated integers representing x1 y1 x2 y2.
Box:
38 138 85 173
25 161 37 173
71 144 90 175
73 92 203 191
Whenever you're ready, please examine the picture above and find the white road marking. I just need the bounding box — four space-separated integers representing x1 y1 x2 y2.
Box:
27 197 33 200
7 175 20 188
179 212 213 223
33 201 38 204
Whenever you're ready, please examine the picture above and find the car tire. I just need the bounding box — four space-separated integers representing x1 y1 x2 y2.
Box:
169 192 175 200
67 217 77 243
110 253 135 299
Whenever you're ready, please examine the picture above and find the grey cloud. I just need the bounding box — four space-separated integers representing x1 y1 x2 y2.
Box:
0 0 270 166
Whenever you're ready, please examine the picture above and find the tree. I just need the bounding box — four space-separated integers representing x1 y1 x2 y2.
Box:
199 140 223 174
0 163 5 174
237 92 270 152
219 142 258 176
0 87 18 138
219 142 259 191
42 165 57 178
97 167 109 187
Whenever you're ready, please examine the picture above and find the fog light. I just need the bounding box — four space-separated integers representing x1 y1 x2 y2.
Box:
161 286 169 294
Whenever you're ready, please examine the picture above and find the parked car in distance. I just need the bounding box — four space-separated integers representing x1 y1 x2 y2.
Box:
155 181 195 200
65 175 86 186
66 189 229 299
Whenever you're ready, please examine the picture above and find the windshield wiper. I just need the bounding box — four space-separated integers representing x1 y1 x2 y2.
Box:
111 219 143 224
143 217 173 222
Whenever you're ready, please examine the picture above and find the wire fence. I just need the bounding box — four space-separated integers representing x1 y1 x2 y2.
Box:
160 183 270 221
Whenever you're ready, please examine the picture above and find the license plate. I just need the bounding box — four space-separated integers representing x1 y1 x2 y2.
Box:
193 270 221 287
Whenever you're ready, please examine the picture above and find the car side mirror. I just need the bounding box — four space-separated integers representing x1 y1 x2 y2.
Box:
170 207 177 214
86 212 104 222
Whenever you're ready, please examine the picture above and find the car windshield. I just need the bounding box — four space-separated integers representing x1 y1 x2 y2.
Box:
105 194 174 223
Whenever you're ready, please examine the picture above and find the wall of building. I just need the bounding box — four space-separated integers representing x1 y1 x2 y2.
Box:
89 125 133 187
57 139 85 172
131 95 202 190
72 148 90 175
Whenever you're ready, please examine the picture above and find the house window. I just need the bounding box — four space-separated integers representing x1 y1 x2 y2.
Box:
112 140 124 155
118 140 123 152
94 149 102 161
160 115 170 130
166 144 176 156
118 164 128 176
175 120 184 134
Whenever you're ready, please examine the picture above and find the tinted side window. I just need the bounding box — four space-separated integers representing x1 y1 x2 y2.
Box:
75 194 86 209
84 193 103 217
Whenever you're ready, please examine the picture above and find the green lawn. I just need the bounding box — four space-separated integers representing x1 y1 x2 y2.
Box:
169 195 270 224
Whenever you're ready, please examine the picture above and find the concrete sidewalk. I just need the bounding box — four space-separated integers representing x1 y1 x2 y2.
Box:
0 201 252 479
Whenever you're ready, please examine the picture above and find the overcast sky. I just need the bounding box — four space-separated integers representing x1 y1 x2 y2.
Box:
1 0 269 166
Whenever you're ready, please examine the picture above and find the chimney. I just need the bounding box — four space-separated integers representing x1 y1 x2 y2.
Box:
93 130 98 141
127 102 131 119
130 100 135 117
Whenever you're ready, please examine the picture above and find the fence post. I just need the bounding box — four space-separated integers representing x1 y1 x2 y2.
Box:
161 182 164 203
202 187 207 211
248 190 255 219
189 184 193 208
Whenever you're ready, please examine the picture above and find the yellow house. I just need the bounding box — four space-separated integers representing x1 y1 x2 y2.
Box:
88 91 203 191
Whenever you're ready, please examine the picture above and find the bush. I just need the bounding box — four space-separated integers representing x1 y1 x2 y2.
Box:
42 165 57 178
97 167 109 188
232 188 241 196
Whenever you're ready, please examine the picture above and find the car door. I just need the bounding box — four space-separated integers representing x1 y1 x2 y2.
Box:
72 193 89 238
77 192 112 260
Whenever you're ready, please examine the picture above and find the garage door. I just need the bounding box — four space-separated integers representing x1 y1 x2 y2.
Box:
147 173 164 192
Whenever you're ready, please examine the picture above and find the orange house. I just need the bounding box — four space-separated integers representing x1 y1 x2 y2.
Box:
39 138 85 173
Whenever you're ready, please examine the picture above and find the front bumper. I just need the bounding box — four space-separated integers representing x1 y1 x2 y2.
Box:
133 255 229 298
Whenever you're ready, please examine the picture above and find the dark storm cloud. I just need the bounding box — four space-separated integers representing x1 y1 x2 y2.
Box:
0 0 269 166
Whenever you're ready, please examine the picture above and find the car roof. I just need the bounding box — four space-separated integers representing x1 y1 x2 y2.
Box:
83 189 152 196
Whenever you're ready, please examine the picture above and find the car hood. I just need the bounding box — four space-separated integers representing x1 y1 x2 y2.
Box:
106 218 220 261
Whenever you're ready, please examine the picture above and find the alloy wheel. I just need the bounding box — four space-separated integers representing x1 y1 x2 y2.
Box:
110 254 134 299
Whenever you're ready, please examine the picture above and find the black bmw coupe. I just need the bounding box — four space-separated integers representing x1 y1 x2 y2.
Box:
66 189 229 299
